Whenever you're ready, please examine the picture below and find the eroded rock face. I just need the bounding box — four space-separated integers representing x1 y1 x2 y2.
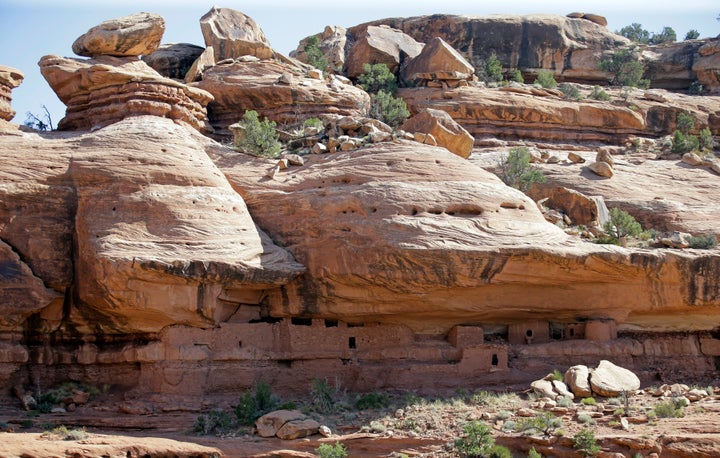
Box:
694 39 720 94
195 59 370 136
344 25 423 78
351 14 629 84
39 55 213 133
72 12 165 57
401 108 474 158
142 43 205 80
200 7 274 62
0 65 23 121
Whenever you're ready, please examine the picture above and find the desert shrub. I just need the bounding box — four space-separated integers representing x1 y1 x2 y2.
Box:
317 442 347 458
485 53 503 83
24 105 54 131
603 208 643 243
486 445 513 458
576 413 596 425
557 396 574 408
43 425 87 441
599 47 649 88
672 131 700 154
495 410 512 421
454 420 497 457
559 82 582 100
685 29 700 40
687 234 718 249
512 69 524 83
311 378 336 413
535 70 557 89
689 81 705 95
618 23 650 44
235 379 278 426
551 369 563 381
235 110 281 158
580 397 597 406
516 412 562 437
369 90 409 128
355 391 391 410
496 147 546 192
194 409 233 435
650 26 677 44
699 127 713 150
651 398 685 418
676 112 695 134
573 429 602 457
528 447 543 458
357 63 397 94
303 117 323 130
501 420 517 432
589 85 610 101
303 35 328 71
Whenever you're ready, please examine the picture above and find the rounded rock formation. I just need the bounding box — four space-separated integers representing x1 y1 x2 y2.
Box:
72 12 165 57
0 65 24 121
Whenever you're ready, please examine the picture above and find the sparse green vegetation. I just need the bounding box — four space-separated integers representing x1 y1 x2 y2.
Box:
672 112 700 154
651 398 686 418
573 428 602 457
303 117 323 130
42 425 87 441
599 208 644 245
303 35 328 71
699 127 713 151
589 85 610 101
516 412 563 437
650 26 677 44
685 29 700 40
311 378 336 414
528 447 543 458
559 82 582 100
355 391 391 410
235 380 279 426
317 442 348 458
512 69 524 83
235 110 282 158
496 146 546 192
194 409 233 435
535 70 557 89
484 53 504 83
581 397 598 406
599 47 649 88
576 413 596 426
369 90 410 128
687 234 718 249
618 23 651 44
357 63 398 94
454 420 511 457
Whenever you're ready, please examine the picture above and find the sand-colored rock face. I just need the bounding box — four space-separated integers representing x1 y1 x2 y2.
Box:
195 59 370 136
0 117 303 334
400 36 474 85
694 39 720 94
72 12 165 58
0 65 23 121
200 7 274 61
344 25 424 78
211 141 720 334
351 14 629 83
39 55 213 133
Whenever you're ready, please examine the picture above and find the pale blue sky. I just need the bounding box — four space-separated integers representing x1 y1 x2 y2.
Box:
1 0 718 126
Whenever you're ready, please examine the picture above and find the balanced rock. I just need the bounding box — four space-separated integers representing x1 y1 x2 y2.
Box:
596 148 615 167
142 43 204 80
401 37 474 85
564 365 592 398
400 108 474 158
589 360 640 397
39 55 213 133
200 7 274 62
567 12 608 27
72 12 165 57
588 161 614 178
344 25 423 78
0 65 23 121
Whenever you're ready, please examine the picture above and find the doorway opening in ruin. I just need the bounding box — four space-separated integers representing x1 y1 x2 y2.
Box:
349 337 356 349
491 354 499 366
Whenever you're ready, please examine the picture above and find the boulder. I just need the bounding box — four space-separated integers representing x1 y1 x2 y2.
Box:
567 152 585 164
566 13 608 27
72 12 165 57
142 43 205 80
400 37 474 85
276 419 321 440
344 25 423 78
184 46 215 83
539 187 601 226
596 148 615 167
531 379 556 398
0 65 23 121
682 152 704 166
256 410 305 438
39 55 214 133
564 365 592 398
658 231 691 249
400 108 474 158
588 161 614 178
292 26 347 72
199 7 274 62
196 59 369 137
589 360 640 397
552 380 575 400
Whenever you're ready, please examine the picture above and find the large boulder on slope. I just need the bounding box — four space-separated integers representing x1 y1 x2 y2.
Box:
200 7 274 62
72 12 165 57
344 25 424 78
400 36 474 85
589 360 641 397
401 108 474 158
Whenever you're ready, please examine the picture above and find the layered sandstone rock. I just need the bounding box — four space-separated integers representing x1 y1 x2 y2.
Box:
643 40 705 90
39 55 213 132
0 117 303 335
211 140 720 334
142 43 204 80
195 59 370 136
694 39 720 94
200 7 274 62
0 65 23 121
350 14 630 84
72 12 165 57
343 25 423 78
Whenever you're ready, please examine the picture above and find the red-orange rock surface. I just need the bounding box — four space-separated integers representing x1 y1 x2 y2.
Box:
0 65 23 121
195 59 370 136
343 25 423 78
200 7 274 61
39 55 214 133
